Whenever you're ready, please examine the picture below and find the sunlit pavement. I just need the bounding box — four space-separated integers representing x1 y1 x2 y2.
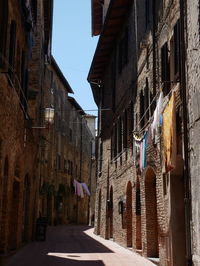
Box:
5 225 155 266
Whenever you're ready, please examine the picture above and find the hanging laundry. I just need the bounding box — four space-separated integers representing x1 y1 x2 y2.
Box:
73 179 77 195
73 179 87 198
74 179 81 197
163 92 177 173
151 91 164 142
79 183 84 198
81 183 91 196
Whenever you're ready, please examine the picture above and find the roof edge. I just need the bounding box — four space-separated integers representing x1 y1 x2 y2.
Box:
51 56 74 94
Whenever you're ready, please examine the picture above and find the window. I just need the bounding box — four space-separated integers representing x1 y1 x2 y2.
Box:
163 174 169 196
136 189 141 215
140 91 145 129
64 159 67 172
127 102 134 137
117 117 122 154
111 130 115 160
67 160 73 175
144 78 150 123
150 90 156 116
173 20 180 79
123 110 128 149
70 161 73 175
145 0 150 29
161 42 170 95
118 27 129 74
0 0 8 68
20 50 25 98
16 43 21 95
31 0 37 23
8 20 17 81
57 155 61 170
111 57 116 112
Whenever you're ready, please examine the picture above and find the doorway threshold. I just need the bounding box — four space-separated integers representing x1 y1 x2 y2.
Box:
136 249 142 255
148 257 160 265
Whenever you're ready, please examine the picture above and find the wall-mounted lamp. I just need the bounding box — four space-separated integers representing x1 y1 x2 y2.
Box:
44 107 55 124
28 107 55 129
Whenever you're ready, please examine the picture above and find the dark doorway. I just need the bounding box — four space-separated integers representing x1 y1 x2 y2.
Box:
126 181 132 247
23 174 31 242
97 190 102 235
108 186 113 239
9 180 20 250
136 178 142 250
145 168 158 257
0 156 9 253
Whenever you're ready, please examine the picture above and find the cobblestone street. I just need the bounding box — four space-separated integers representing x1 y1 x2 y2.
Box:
4 226 155 266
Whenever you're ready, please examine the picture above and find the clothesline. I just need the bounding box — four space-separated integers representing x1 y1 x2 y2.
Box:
135 90 160 133
134 86 178 136
133 91 177 174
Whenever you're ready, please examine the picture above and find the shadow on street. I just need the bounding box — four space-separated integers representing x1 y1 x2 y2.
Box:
4 226 111 266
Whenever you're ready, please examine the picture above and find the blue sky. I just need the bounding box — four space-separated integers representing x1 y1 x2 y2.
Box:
52 1 98 116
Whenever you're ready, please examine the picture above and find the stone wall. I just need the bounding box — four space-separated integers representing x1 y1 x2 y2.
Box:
187 0 200 265
0 0 45 254
92 0 189 265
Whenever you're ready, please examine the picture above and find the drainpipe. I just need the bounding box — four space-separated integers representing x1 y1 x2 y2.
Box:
179 0 192 264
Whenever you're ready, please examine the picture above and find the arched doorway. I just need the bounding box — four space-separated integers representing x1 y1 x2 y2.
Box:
97 190 101 235
23 174 31 242
126 181 132 247
109 186 113 239
136 178 142 250
145 168 158 257
0 156 9 252
9 180 20 250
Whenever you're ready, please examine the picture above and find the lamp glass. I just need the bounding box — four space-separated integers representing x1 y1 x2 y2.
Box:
44 108 54 124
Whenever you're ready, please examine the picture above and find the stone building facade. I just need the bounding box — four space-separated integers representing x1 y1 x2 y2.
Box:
39 57 96 226
0 0 96 260
0 0 53 256
88 0 192 265
84 114 97 226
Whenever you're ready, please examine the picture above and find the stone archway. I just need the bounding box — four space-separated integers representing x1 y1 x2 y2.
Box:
136 177 142 250
126 181 132 247
97 190 101 235
0 156 9 253
145 168 158 258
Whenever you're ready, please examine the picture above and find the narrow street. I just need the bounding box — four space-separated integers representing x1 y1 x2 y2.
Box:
4 226 154 266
